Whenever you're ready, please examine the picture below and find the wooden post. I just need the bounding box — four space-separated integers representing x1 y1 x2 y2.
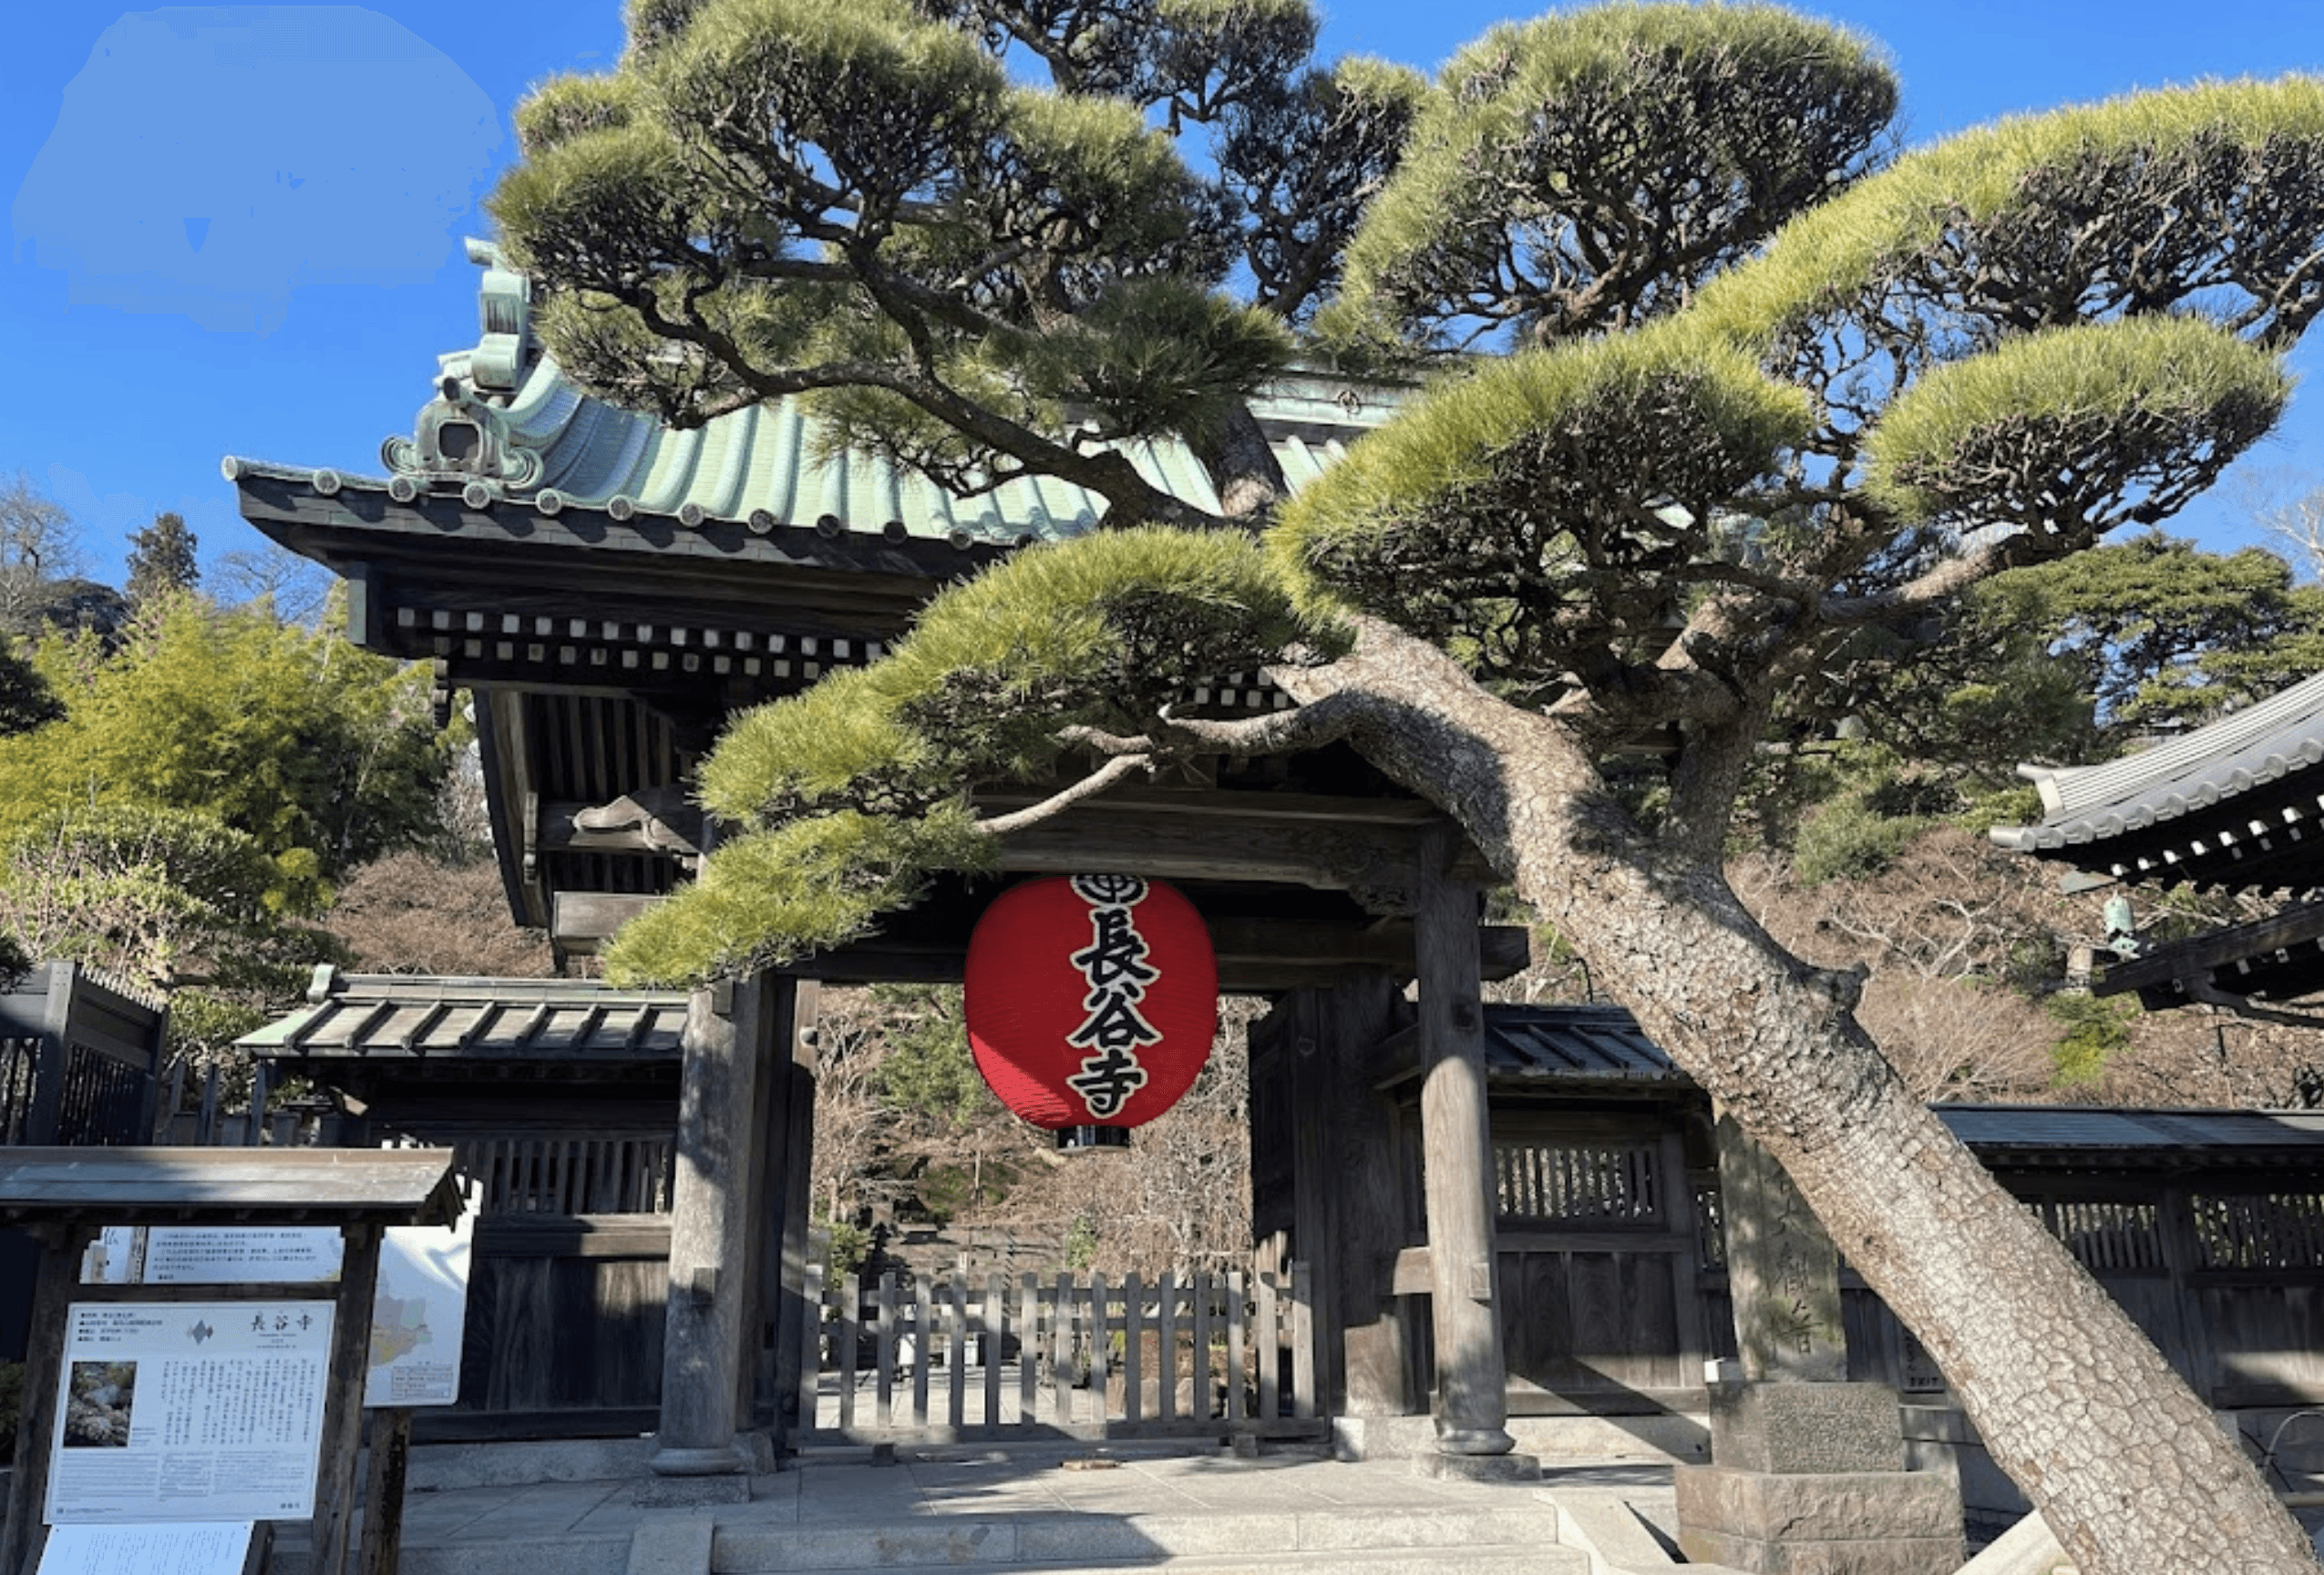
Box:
26 964 75 1146
1 1223 88 1575
1414 827 1515 1456
797 1262 825 1437
1321 973 1415 1417
760 979 818 1444
246 1061 272 1148
355 1407 414 1575
649 973 777 1481
1157 1271 1177 1423
311 1223 385 1575
198 1065 221 1147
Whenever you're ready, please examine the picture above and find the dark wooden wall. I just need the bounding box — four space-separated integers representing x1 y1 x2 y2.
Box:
1487 1112 1716 1415
357 1107 683 1444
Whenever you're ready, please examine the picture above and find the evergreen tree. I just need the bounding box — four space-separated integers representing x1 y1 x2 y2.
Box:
0 640 61 737
123 510 200 609
493 3 2324 1565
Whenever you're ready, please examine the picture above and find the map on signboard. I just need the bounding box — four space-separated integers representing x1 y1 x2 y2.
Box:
363 1193 477 1408
369 1288 433 1367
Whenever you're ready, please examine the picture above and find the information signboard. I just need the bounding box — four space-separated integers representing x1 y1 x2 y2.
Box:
82 1228 342 1287
34 1520 256 1575
43 1301 334 1525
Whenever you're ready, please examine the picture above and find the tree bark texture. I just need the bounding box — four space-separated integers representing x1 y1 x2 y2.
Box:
1274 621 2318 1574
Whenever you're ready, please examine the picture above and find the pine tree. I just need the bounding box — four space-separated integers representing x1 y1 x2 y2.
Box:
492 4 2324 1565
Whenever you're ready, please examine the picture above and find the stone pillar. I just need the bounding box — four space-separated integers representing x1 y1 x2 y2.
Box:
1678 1112 1962 1574
647 973 787 1498
1713 1111 1846 1383
1414 829 1518 1465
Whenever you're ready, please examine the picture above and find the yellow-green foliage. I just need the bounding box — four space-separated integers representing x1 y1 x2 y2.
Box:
1695 77 2324 345
1157 0 1314 40
638 530 1328 982
1003 277 1294 447
695 664 938 826
1270 323 1810 606
990 91 1202 255
1337 1 1892 333
653 0 1003 161
495 0 1006 281
700 527 1331 830
604 805 992 984
0 600 448 901
512 73 641 159
492 119 686 280
1864 317 2291 522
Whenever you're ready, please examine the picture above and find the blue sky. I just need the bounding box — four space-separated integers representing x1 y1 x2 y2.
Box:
6 2 2322 589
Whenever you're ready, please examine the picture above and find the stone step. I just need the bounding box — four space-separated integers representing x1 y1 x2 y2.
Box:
348 1510 1590 1575
746 1549 1590 1575
708 1504 1573 1573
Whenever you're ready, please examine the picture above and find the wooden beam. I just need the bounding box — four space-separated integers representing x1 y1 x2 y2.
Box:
551 892 1528 985
975 783 1496 893
2096 896 2324 999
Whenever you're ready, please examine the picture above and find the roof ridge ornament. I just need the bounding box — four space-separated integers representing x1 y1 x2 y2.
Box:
380 239 545 497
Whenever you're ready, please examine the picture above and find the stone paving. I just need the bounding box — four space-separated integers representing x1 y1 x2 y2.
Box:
396 1447 1661 1538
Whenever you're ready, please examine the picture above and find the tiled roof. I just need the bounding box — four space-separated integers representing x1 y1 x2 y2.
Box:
1934 1105 2324 1158
1990 671 2324 871
224 242 1401 548
239 968 689 1065
476 365 1369 542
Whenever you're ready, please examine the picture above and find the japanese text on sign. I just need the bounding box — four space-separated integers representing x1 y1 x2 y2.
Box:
1064 874 1159 1119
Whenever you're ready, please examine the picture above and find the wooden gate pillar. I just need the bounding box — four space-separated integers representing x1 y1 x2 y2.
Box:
650 973 791 1488
1414 829 1516 1457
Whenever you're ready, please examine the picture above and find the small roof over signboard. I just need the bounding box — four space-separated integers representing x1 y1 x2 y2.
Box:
0 1148 461 1227
1378 1004 1688 1095
1482 1005 1686 1085
1989 670 2324 893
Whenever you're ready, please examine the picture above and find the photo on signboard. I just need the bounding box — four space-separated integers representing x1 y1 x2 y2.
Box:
62 1361 134 1447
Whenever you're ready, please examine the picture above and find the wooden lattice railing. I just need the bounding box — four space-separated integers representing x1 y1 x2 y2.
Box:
796 1262 1318 1442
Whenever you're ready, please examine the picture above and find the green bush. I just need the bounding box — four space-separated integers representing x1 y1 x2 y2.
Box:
2046 993 2137 1086
823 1220 870 1280
1793 798 1927 886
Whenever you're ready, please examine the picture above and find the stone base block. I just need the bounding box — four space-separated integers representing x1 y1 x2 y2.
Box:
1675 1465 1962 1575
1413 1449 1542 1483
1333 1412 1711 1465
632 1471 752 1508
1710 1382 1906 1475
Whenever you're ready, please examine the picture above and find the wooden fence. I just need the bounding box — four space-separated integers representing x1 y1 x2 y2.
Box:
796 1262 1320 1444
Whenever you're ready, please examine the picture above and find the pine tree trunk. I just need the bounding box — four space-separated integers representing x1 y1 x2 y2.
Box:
1283 623 2320 1574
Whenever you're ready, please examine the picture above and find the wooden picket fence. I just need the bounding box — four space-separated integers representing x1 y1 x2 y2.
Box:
796 1262 1321 1443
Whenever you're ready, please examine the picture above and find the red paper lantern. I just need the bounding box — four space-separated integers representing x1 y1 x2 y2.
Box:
964 875 1217 1148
